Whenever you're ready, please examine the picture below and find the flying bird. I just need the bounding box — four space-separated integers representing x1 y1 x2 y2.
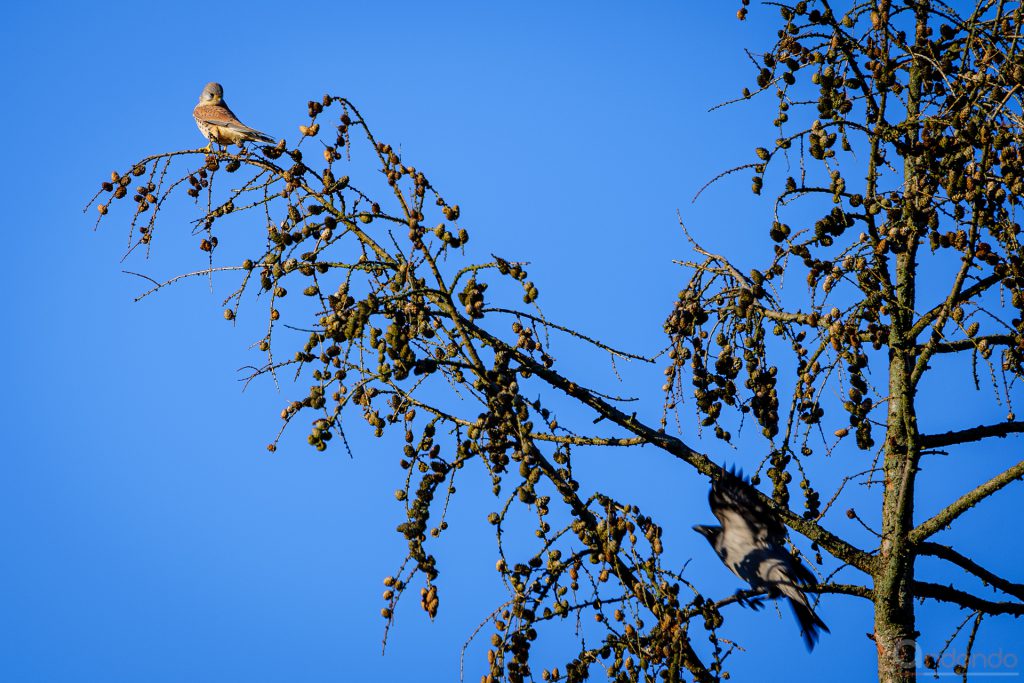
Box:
693 468 829 650
193 82 275 151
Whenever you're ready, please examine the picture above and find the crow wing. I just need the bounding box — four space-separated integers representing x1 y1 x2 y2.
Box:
708 468 787 547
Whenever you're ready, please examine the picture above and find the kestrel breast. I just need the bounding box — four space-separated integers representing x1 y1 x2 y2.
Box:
194 116 215 142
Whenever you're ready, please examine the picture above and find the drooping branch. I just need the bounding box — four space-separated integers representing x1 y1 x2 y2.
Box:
917 542 1024 602
909 459 1024 543
920 421 1024 450
493 403 718 683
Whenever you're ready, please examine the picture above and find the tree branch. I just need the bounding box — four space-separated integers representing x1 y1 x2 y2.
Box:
909 459 1024 543
685 582 874 618
909 273 1002 340
918 542 1024 601
464 320 878 574
516 417 716 682
920 421 1024 449
913 580 1024 616
915 334 1015 355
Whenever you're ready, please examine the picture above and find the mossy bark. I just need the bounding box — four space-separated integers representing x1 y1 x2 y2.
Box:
874 3 929 679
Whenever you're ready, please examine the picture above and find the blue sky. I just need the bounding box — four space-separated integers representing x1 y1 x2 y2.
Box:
2 1 1022 681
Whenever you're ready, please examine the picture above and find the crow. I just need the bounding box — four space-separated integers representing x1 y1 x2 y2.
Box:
693 468 829 650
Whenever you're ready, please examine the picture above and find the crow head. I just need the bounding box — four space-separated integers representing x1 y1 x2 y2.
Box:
692 524 722 545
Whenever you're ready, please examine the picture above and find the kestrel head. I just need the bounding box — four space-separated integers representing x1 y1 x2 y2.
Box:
198 82 224 105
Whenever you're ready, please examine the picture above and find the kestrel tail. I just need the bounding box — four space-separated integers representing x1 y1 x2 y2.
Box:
193 82 275 150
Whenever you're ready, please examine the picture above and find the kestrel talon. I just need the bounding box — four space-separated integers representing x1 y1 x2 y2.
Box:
193 82 275 151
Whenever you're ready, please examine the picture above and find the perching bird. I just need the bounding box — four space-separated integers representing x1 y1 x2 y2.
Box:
693 468 829 650
193 82 275 151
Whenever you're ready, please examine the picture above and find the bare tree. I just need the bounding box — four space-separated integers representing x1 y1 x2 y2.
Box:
90 1 1024 680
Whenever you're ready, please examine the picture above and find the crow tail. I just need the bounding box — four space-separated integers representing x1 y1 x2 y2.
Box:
789 596 830 651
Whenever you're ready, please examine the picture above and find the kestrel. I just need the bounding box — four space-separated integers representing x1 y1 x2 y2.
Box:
193 82 275 151
694 468 829 650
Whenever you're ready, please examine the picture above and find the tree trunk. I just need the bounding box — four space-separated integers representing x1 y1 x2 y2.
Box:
875 333 919 681
873 2 932 678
